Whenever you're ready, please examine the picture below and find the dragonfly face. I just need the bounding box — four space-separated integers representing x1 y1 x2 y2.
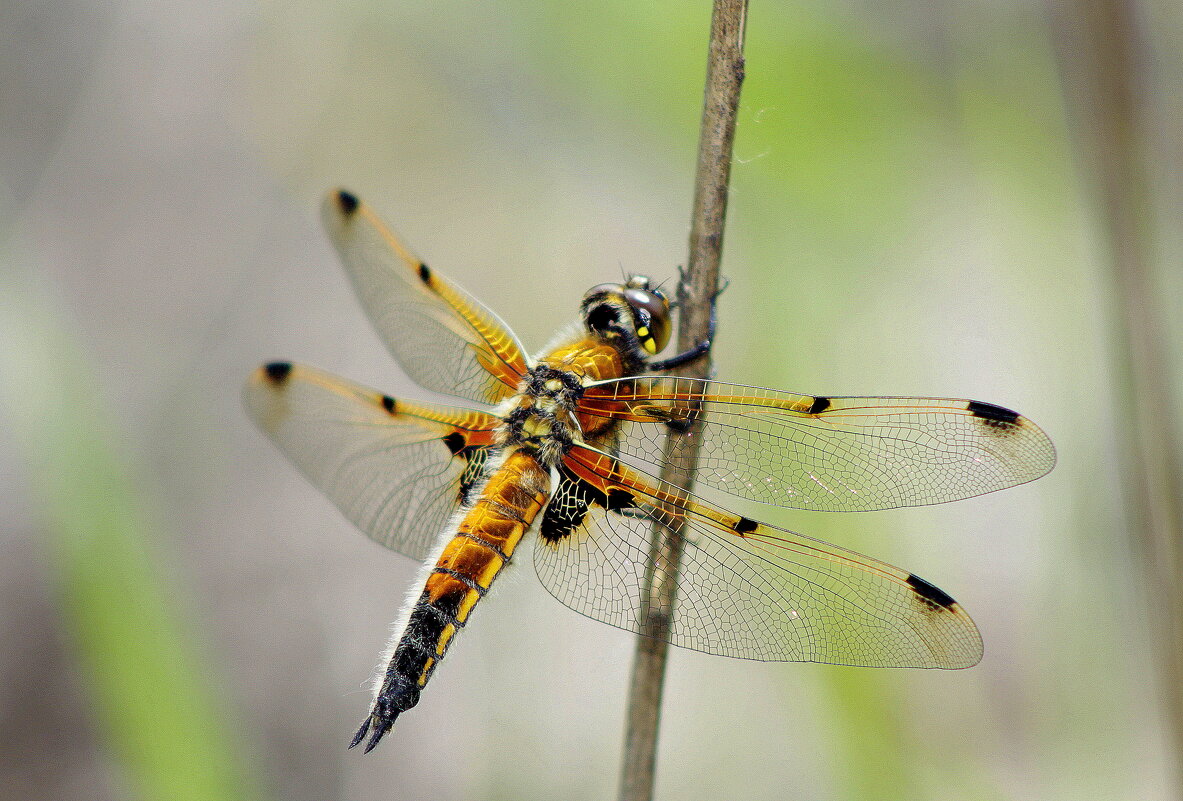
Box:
245 189 1056 753
582 277 673 359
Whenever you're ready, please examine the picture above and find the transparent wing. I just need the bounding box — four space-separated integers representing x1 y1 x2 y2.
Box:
321 190 530 405
533 446 982 667
579 376 1055 512
244 362 499 560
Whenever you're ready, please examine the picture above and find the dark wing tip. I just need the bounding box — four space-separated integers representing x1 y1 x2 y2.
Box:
906 573 958 611
335 189 360 216
967 399 1020 425
262 361 293 385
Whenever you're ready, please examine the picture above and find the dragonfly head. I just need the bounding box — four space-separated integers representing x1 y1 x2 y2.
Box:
581 276 672 359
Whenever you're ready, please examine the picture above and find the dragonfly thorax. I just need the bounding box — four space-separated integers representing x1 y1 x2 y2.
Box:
500 363 586 466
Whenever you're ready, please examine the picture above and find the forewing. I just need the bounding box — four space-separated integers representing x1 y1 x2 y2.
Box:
533 446 982 668
244 362 499 560
321 190 530 405
580 376 1055 512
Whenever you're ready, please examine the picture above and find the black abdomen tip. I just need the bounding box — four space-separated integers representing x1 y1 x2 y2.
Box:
263 361 292 384
336 189 359 215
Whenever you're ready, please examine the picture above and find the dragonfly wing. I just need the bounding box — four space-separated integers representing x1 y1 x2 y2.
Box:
533 446 982 668
321 190 530 406
244 362 499 560
581 376 1055 512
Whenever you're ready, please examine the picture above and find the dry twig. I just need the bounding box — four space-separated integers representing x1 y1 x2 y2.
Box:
617 3 749 800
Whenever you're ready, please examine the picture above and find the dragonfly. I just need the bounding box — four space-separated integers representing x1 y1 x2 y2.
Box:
245 189 1056 753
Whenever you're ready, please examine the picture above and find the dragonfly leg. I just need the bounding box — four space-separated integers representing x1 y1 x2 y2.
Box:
646 275 728 372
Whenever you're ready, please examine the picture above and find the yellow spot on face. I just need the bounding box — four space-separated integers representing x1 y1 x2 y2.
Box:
642 337 657 354
637 326 649 338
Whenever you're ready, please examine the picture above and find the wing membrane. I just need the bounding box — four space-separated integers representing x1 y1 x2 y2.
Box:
580 376 1055 512
321 190 530 405
244 362 499 560
533 446 981 667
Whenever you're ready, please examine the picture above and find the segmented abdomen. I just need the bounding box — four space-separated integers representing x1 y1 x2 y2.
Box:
352 449 551 751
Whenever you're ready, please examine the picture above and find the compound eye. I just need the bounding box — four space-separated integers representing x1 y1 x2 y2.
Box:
623 287 671 355
582 283 621 304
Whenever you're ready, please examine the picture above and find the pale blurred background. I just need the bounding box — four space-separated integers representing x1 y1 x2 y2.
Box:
1 1 1180 800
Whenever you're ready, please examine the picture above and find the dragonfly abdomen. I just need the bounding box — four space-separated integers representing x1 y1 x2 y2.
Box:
351 449 551 752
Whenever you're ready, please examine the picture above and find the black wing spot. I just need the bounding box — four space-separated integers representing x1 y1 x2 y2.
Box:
734 516 758 535
263 362 292 385
665 407 699 433
336 189 359 215
967 400 1020 425
418 263 432 284
907 574 957 611
807 396 831 415
380 395 397 414
541 466 647 545
540 481 590 545
442 432 466 455
541 467 632 545
605 489 636 511
632 403 697 433
456 448 489 506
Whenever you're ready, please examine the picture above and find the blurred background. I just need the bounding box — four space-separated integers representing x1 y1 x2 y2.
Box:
1 0 1180 799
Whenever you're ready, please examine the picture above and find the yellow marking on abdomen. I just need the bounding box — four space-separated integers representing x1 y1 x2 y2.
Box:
418 657 435 686
436 623 457 655
420 449 550 662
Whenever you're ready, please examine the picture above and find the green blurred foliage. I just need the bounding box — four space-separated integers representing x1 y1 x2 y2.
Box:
0 266 263 801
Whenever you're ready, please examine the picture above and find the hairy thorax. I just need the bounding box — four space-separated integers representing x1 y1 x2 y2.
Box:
499 337 631 467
